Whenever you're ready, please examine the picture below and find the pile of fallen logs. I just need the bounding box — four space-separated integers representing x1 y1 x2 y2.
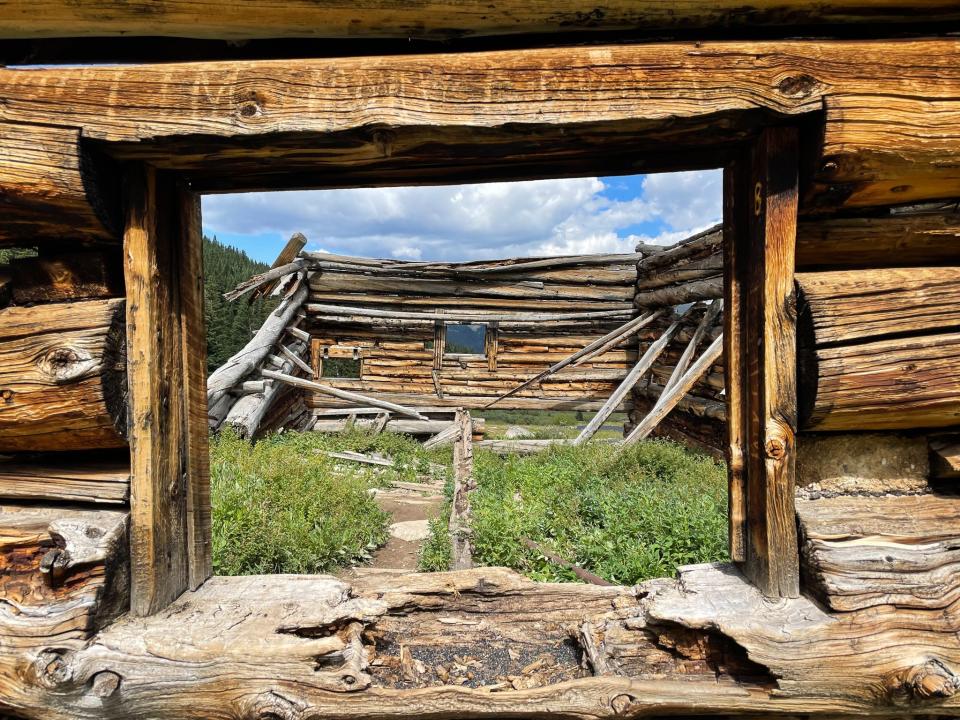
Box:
634 224 722 310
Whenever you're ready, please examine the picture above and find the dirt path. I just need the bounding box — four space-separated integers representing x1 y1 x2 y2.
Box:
343 482 445 574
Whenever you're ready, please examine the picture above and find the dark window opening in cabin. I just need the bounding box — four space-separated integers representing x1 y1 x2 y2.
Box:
444 322 487 356
321 357 362 378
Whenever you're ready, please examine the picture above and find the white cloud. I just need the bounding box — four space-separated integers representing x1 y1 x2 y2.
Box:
202 170 721 261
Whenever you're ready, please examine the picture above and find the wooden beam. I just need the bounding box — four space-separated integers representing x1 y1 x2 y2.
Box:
175 182 211 590
3 1 960 41
0 456 129 504
738 127 801 598
251 231 307 301
449 409 475 571
123 164 188 616
1 41 959 210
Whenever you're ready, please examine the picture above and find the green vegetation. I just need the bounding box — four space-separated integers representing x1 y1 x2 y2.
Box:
476 408 628 441
202 236 279 373
0 247 37 265
420 440 727 584
210 427 447 575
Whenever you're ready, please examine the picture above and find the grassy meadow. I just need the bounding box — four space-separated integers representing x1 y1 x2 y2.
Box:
211 426 727 584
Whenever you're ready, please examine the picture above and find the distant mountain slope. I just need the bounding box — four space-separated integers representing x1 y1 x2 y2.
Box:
203 236 278 373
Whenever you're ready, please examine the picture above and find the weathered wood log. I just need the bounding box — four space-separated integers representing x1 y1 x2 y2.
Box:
636 226 722 273
309 292 633 312
798 493 960 611
0 454 129 504
207 281 307 405
930 435 960 481
796 207 960 270
4 42 960 211
797 267 960 346
657 299 723 401
800 331 960 431
635 255 723 291
624 334 725 445
797 433 931 497
0 121 120 244
449 409 475 571
574 312 688 445
311 417 485 436
633 276 724 309
224 341 308 437
263 369 428 420
0 502 129 640
8 250 123 305
251 232 307 301
224 257 306 302
307 303 633 323
0 298 127 452
8 561 960 718
5 1 960 41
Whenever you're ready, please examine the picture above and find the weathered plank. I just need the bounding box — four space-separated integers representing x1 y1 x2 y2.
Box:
798 493 960 611
0 298 127 452
123 164 188 616
176 183 211 590
739 127 800 598
4 1 960 41
0 455 129 504
252 231 307 301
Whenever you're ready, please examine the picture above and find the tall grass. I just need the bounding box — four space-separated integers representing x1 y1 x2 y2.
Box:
420 440 727 584
210 428 440 575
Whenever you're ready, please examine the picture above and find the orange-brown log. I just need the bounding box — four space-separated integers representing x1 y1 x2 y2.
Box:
0 298 128 452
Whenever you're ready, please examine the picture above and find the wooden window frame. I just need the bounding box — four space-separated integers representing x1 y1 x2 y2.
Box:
122 128 802 615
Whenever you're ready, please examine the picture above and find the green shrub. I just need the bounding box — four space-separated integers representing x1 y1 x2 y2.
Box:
210 428 394 575
421 439 727 584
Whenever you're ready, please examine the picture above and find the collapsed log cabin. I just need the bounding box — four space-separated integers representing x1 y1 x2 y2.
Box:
2 4 960 719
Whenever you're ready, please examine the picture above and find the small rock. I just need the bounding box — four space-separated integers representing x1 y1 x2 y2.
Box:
390 520 431 542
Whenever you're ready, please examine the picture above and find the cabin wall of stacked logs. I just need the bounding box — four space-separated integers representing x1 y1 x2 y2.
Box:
304 255 639 419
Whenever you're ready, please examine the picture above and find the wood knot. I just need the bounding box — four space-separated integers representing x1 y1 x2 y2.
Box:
236 89 269 121
33 649 74 690
610 693 638 716
776 73 820 98
241 690 305 720
39 548 70 587
904 659 960 700
89 670 122 699
38 346 96 384
0 388 12 403
765 437 787 460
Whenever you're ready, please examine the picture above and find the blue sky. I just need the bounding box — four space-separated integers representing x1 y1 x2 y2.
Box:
201 170 722 264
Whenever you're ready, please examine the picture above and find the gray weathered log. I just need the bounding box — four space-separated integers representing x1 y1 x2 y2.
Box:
263 369 428 420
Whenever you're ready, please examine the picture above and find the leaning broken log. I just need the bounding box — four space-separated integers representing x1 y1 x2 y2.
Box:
0 299 127 452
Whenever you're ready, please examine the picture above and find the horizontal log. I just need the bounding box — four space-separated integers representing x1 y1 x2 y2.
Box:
797 267 960 346
796 208 960 270
800 331 960 431
634 382 726 421
635 255 723 291
8 562 960 718
0 502 129 636
1 41 959 212
307 304 633 323
636 226 722 273
5 1 960 41
309 274 633 303
798 493 960 611
308 293 632 312
311 417 485 436
0 121 119 244
0 454 129 504
0 298 127 452
633 277 723 309
8 250 123 305
311 393 629 412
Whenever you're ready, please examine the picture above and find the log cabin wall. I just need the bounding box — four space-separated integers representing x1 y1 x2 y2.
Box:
3 4 960 717
304 254 640 418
